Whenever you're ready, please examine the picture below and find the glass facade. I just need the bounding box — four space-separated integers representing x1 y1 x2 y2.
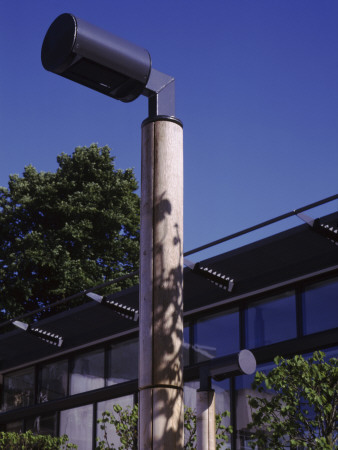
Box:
194 308 239 362
302 277 338 335
107 338 138 385
235 361 275 449
70 349 105 395
26 413 57 436
1 275 337 449
2 367 35 411
245 291 297 348
97 395 135 447
60 404 93 450
38 359 68 402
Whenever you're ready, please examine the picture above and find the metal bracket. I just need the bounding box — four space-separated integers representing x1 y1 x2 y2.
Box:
199 350 256 391
143 68 175 118
184 258 234 292
13 320 63 347
86 292 139 321
297 213 338 245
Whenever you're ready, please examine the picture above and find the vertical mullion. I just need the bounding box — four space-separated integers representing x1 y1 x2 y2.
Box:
239 303 246 350
296 285 304 338
230 376 237 450
93 403 97 450
189 319 195 366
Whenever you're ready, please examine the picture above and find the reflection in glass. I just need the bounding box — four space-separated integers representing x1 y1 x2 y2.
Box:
39 359 68 402
6 420 23 433
194 309 239 363
60 404 93 450
107 338 138 385
184 380 199 411
245 291 296 348
213 379 231 449
97 395 135 448
183 325 190 366
70 349 104 395
184 379 231 448
3 367 35 411
235 361 275 449
26 414 57 436
303 277 338 335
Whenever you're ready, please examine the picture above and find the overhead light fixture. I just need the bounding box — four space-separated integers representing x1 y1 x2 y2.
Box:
41 13 175 117
297 213 338 245
184 258 234 291
86 292 139 322
13 321 63 347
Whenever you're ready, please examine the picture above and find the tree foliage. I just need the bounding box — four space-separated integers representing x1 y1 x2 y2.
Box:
0 145 140 321
96 404 232 449
248 351 338 449
0 431 76 449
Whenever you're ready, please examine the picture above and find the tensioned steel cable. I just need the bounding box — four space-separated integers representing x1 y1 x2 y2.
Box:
1 194 337 330
0 271 139 330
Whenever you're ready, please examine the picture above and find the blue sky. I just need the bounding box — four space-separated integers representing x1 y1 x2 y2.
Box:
1 1 337 259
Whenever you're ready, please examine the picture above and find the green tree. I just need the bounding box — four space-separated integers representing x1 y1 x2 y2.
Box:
96 404 232 450
0 144 139 320
247 351 338 449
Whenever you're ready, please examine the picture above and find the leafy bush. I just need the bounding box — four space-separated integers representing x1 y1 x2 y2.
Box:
0 431 77 449
96 403 232 449
247 351 338 449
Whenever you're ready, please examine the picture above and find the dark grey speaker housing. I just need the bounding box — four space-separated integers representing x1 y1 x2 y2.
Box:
41 13 151 103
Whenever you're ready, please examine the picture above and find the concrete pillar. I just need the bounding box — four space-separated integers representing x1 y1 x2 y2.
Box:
196 390 216 450
139 117 184 449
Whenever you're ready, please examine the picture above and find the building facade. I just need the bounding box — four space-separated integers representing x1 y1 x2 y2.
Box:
0 211 337 449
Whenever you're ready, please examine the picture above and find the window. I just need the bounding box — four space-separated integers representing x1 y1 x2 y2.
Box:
303 277 338 335
38 359 68 402
245 291 297 348
70 349 104 395
26 413 57 436
235 361 275 450
60 404 93 450
107 338 138 385
5 420 23 433
183 325 190 366
184 379 231 448
97 395 135 448
2 367 35 411
194 309 240 363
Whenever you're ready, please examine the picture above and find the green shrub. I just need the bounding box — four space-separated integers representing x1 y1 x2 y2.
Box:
0 431 77 449
96 404 232 449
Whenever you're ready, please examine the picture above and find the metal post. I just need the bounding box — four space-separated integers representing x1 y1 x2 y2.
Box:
196 390 216 450
139 116 184 449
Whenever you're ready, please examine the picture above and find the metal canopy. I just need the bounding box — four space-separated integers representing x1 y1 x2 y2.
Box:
0 212 337 373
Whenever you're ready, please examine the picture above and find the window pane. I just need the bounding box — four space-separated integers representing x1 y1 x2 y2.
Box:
245 291 296 348
236 361 275 449
60 404 93 450
26 414 57 436
213 379 231 449
97 395 135 448
303 277 338 335
2 367 35 411
184 380 199 410
183 325 190 366
184 379 231 448
70 349 104 395
107 339 138 385
194 309 239 363
6 421 23 433
38 359 68 402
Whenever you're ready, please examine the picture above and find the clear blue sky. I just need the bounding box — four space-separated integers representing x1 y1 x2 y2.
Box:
1 1 337 259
